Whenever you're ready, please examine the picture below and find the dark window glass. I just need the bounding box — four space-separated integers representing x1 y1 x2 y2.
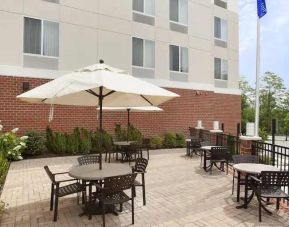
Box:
24 17 41 54
170 45 179 71
132 37 144 66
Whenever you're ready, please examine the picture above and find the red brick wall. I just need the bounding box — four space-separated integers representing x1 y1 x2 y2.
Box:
0 75 241 137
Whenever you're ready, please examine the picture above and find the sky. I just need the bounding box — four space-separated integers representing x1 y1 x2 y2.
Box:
239 0 289 87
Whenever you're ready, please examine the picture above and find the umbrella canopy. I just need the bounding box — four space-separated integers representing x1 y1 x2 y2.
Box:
17 63 178 107
17 61 179 169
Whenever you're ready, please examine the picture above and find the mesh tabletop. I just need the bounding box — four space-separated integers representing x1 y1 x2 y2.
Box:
233 163 279 175
69 163 132 181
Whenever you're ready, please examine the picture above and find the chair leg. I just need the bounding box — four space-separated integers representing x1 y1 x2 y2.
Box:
147 149 149 160
276 198 280 210
53 193 59 222
120 203 123 212
259 197 262 222
102 202 106 227
108 152 111 163
50 184 54 211
226 161 228 175
88 183 92 220
142 173 146 206
132 191 135 224
232 170 235 195
105 152 107 162
237 171 240 202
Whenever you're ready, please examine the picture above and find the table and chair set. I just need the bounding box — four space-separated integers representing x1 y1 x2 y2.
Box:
186 133 289 222
44 154 148 227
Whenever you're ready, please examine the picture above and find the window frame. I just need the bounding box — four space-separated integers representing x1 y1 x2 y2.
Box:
132 0 155 17
170 45 189 73
214 57 228 81
23 16 59 59
214 16 228 42
132 37 155 69
169 0 188 26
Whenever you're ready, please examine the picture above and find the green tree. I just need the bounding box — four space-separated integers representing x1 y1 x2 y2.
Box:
239 78 255 134
259 72 286 133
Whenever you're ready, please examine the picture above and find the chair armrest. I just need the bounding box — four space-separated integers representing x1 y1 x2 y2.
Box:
250 175 261 183
56 178 78 183
54 171 69 175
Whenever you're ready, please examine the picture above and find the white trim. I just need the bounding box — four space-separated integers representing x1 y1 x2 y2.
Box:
132 10 155 18
23 53 59 59
0 65 241 95
239 136 262 141
0 65 67 79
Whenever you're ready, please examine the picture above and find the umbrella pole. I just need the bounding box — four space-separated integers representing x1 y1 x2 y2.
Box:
99 86 103 170
127 109 130 142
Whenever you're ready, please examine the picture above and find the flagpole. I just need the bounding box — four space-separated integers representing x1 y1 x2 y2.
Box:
254 17 261 137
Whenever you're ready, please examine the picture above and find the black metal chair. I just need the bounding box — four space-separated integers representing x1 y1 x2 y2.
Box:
77 155 100 165
94 173 137 227
122 143 141 164
44 166 84 222
232 155 259 200
132 158 149 205
199 140 212 167
210 147 229 174
141 138 150 160
189 139 201 156
251 171 289 222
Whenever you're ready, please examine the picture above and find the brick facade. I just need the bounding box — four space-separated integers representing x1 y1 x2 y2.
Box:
0 75 241 137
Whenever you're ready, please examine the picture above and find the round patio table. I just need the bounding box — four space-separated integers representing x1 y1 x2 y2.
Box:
200 146 224 171
69 163 131 181
233 163 279 209
69 163 132 218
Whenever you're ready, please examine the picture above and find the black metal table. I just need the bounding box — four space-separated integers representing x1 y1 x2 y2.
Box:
233 163 279 209
69 163 131 218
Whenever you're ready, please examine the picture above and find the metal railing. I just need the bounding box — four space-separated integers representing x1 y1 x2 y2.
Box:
252 141 289 171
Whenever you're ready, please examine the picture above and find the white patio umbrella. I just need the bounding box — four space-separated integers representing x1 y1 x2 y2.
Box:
17 61 179 169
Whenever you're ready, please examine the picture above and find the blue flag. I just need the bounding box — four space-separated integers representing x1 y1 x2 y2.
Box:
257 0 267 18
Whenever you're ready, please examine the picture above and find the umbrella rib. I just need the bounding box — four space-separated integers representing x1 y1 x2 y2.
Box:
86 89 99 97
103 90 115 98
140 95 153 106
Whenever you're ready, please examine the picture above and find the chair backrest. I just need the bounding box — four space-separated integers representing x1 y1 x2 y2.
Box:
78 155 100 166
142 138 150 147
44 165 56 184
190 139 201 147
211 147 229 160
128 143 141 153
260 171 289 187
200 140 211 147
134 158 148 173
232 155 259 164
103 173 137 196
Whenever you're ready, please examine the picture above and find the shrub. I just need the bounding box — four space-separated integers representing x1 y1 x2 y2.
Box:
127 125 143 143
91 130 113 154
0 124 27 161
259 128 268 141
0 155 9 190
163 132 176 148
115 124 127 141
23 131 46 156
150 136 163 149
175 133 185 148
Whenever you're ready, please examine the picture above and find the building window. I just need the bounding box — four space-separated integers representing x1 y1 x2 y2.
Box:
132 37 155 68
170 0 188 25
214 0 227 9
133 0 155 16
170 45 188 73
214 58 228 80
24 17 59 57
214 17 228 42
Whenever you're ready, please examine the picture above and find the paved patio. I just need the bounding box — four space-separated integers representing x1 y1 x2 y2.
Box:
1 149 289 227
